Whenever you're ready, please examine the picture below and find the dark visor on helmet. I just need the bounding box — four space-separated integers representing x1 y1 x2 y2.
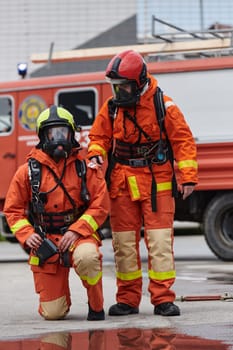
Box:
107 79 138 107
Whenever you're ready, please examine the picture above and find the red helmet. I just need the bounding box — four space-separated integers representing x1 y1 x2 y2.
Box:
106 50 147 88
105 50 148 107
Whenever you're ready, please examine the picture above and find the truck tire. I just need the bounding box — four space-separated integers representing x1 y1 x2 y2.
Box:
203 192 233 261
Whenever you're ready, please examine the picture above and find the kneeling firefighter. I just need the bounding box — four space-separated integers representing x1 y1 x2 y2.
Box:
4 105 110 321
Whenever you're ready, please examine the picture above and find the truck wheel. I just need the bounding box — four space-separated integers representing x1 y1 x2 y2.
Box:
204 193 233 261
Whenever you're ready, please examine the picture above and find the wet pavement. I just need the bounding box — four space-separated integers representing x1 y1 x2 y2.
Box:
0 327 231 350
1 236 233 348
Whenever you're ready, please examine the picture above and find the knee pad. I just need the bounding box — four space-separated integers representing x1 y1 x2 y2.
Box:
73 242 101 279
40 295 69 320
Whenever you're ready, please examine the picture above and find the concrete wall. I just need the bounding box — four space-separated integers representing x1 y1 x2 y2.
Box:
0 0 136 82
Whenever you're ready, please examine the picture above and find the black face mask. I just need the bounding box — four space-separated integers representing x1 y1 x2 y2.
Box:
112 81 140 108
50 145 69 161
42 126 73 161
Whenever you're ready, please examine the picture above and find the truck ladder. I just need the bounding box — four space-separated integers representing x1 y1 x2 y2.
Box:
30 18 233 64
149 16 233 59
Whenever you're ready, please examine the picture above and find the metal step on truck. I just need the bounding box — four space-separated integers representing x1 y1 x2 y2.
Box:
1 22 233 260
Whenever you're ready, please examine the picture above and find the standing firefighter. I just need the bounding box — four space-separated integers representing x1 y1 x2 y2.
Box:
4 105 109 321
87 50 198 317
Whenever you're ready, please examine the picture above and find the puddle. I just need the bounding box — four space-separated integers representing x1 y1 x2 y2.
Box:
0 327 231 350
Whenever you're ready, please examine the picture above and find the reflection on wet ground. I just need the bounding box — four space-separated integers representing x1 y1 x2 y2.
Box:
208 272 233 284
0 327 231 350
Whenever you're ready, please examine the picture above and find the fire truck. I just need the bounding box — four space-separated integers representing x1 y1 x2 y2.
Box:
1 34 233 261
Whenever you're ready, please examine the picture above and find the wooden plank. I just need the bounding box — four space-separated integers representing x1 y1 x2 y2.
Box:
31 38 232 63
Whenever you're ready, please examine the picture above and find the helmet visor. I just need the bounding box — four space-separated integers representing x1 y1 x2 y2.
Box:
46 126 71 142
108 79 138 107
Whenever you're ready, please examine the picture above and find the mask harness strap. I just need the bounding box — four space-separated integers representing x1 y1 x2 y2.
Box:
28 158 75 230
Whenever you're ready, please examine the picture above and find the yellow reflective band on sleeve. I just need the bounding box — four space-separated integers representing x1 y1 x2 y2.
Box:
157 182 172 192
148 269 176 281
92 232 101 242
178 159 198 170
80 214 98 232
128 176 140 200
79 271 102 285
116 269 142 281
11 219 31 235
88 144 107 157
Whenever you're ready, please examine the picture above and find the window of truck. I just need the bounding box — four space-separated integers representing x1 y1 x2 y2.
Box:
56 88 97 128
0 97 13 134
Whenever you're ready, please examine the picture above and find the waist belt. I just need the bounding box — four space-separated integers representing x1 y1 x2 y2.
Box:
45 226 68 235
113 156 152 168
31 206 87 235
114 140 159 159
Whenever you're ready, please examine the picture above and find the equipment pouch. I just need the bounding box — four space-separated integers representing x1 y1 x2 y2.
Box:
61 250 71 267
97 228 105 240
36 238 58 266
151 141 168 165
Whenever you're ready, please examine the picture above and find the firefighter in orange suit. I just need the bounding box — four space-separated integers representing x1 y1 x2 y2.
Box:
4 105 109 321
87 50 198 316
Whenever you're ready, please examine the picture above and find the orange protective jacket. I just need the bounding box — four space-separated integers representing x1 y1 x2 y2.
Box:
87 74 198 200
4 148 110 249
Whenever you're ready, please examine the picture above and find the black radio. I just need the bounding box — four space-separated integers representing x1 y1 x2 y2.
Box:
35 225 58 265
36 238 58 266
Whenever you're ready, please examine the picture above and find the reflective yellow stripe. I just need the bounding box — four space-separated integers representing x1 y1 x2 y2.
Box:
80 214 98 232
11 219 31 235
88 144 107 157
148 269 176 280
128 176 140 200
116 269 142 281
79 271 102 285
178 159 198 170
157 182 172 192
29 256 40 266
128 178 171 197
92 232 100 242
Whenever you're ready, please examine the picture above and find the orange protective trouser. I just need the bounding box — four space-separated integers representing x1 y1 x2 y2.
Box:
40 333 72 350
110 190 176 307
117 328 177 350
31 237 103 320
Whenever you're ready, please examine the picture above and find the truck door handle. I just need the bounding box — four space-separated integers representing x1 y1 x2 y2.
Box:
3 152 16 159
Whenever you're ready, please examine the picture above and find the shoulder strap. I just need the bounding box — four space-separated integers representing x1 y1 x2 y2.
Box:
28 158 45 216
75 159 90 204
153 86 166 131
154 87 178 198
28 158 41 194
108 98 117 121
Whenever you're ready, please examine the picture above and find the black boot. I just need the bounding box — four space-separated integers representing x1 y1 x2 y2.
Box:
108 303 139 316
87 304 105 321
154 302 180 316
